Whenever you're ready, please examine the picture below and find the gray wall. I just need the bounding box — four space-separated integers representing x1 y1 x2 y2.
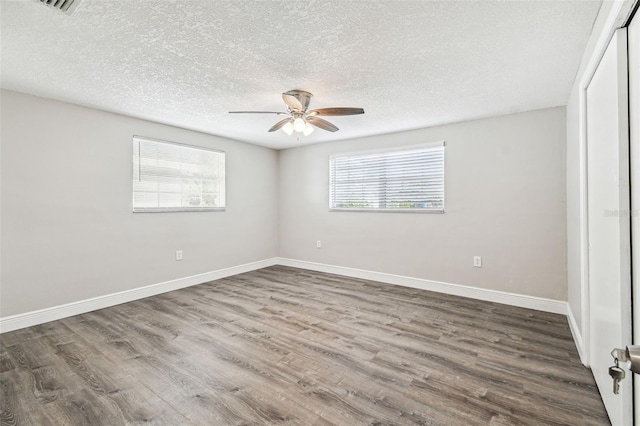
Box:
0 90 279 317
1 90 569 319
279 107 567 300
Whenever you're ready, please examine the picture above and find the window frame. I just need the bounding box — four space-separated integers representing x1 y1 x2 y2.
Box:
328 141 445 214
132 135 226 213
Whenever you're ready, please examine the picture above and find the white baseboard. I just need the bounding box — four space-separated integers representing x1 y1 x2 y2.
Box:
567 302 588 366
0 258 278 333
1 256 569 335
276 257 568 315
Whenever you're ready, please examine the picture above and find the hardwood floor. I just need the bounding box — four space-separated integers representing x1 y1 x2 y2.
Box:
1 266 608 425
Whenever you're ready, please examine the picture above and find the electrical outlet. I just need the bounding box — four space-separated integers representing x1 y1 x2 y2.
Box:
473 256 482 268
316 240 322 249
176 250 183 261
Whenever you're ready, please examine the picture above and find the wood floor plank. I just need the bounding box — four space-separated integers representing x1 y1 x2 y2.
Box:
0 266 609 425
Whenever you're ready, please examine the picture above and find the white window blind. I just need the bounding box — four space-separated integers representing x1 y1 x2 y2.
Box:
132 136 225 212
329 143 445 212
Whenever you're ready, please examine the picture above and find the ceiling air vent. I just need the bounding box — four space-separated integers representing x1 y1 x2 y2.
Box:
34 0 85 16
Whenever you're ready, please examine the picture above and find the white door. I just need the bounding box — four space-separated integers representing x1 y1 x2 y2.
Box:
587 28 632 425
629 10 640 426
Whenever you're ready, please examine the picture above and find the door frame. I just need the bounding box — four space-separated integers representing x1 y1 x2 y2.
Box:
629 5 640 424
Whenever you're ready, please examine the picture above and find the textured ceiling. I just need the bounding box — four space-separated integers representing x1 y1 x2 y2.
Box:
1 0 601 149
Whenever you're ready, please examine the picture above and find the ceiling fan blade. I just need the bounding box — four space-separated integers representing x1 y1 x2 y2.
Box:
307 107 364 117
229 111 288 115
268 118 293 132
307 116 339 132
282 93 304 112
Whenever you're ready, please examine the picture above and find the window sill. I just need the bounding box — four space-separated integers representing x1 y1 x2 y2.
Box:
328 208 444 214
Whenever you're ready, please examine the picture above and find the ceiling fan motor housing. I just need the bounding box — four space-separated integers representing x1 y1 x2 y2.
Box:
284 90 313 112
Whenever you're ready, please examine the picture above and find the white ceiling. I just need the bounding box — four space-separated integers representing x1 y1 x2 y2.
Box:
1 0 601 149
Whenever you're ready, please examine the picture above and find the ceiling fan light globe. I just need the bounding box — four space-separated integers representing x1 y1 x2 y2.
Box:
303 122 314 136
293 117 306 132
282 121 294 135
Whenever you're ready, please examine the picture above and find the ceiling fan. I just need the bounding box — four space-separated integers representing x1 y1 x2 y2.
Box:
229 90 364 136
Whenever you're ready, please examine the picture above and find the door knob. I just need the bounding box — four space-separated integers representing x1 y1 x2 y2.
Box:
611 346 640 374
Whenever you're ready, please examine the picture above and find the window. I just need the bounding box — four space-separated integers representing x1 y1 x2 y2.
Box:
329 142 445 212
132 136 225 212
